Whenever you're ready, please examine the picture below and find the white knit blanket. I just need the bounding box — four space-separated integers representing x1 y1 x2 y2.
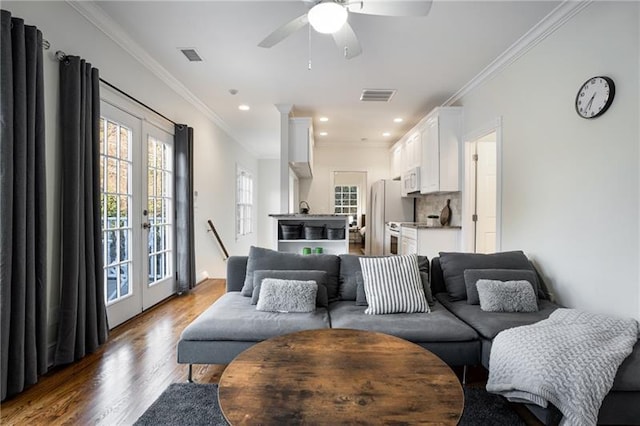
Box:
486 308 638 426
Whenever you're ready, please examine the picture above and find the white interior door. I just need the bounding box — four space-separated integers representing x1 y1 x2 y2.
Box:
100 102 175 328
473 133 497 254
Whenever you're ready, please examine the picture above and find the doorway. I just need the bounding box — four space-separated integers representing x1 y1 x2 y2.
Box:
100 102 176 328
464 127 500 254
331 171 367 254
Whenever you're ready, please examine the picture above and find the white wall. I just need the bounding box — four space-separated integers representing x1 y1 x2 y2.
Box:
5 1 259 348
299 144 391 216
458 2 640 319
257 159 280 248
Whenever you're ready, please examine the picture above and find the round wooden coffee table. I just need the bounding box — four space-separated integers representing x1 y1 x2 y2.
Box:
218 328 464 425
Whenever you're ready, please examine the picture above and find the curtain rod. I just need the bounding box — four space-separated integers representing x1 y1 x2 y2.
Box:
55 50 179 127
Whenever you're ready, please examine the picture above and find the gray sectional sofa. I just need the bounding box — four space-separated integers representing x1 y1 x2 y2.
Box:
177 248 640 425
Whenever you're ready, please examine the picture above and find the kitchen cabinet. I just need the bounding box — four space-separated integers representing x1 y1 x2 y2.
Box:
404 132 421 170
271 214 349 255
390 143 403 179
390 131 421 181
289 117 314 178
400 225 460 260
420 107 462 194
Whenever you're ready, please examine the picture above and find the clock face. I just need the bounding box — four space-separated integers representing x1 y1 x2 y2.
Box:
575 76 615 119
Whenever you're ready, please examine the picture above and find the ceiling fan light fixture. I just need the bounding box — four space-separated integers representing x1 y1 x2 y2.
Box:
308 2 348 34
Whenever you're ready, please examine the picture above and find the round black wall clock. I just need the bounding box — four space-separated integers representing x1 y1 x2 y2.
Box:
575 76 615 119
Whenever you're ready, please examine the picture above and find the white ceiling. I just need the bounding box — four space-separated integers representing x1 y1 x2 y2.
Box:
94 1 560 158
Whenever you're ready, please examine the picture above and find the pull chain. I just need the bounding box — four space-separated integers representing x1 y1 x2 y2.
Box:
308 24 312 70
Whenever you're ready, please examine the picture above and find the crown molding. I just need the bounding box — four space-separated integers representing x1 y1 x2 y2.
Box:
65 1 257 156
442 0 592 107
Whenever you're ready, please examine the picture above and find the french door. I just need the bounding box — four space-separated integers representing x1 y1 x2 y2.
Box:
100 102 175 328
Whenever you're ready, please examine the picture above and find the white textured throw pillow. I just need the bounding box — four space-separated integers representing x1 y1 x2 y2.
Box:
476 279 538 312
359 254 429 315
256 278 318 313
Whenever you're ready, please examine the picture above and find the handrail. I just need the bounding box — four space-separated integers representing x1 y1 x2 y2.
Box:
207 220 229 260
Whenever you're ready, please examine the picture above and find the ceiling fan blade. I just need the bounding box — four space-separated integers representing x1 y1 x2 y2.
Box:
332 21 362 59
258 14 309 48
347 1 433 17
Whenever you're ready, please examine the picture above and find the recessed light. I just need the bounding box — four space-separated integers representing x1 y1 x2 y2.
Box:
319 132 328 136
382 132 391 137
238 104 250 111
393 118 403 123
319 117 329 122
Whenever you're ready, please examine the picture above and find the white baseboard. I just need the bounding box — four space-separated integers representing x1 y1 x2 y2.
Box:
196 270 209 284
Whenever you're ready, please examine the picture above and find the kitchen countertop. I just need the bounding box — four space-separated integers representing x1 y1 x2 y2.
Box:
269 214 348 218
401 222 462 229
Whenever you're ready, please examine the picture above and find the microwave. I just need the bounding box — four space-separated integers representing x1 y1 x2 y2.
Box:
402 167 421 195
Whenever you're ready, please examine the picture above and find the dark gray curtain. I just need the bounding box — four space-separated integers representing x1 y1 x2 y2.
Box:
0 10 48 401
175 124 195 293
54 55 108 365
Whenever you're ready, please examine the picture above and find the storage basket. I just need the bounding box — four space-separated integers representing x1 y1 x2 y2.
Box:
304 225 325 240
280 223 302 240
327 227 345 240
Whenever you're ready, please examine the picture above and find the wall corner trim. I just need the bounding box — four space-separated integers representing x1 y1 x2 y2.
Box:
65 0 258 156
442 0 592 107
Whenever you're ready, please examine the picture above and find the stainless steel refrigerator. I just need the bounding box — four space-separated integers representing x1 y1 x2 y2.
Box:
365 180 414 255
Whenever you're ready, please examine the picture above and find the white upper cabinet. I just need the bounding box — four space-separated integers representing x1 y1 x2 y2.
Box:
420 107 462 194
404 132 421 171
390 142 403 179
289 117 314 178
389 131 421 181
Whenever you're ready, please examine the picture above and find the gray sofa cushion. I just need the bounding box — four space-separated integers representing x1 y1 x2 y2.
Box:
436 293 558 340
242 246 341 300
329 301 478 342
180 292 330 342
464 268 539 305
256 279 317 313
252 270 329 307
476 279 538 312
439 251 535 301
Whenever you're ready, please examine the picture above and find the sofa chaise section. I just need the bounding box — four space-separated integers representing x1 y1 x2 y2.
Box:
177 256 331 369
177 292 330 365
430 255 640 426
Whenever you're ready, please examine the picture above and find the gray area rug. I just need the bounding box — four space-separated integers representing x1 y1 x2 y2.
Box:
135 383 525 425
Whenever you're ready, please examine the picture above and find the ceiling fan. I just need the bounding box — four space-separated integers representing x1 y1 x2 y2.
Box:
258 1 433 59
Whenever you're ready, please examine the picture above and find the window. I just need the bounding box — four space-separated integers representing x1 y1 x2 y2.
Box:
334 185 358 216
236 166 253 237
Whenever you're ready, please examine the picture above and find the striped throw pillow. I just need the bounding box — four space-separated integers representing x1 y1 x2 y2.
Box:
359 254 429 315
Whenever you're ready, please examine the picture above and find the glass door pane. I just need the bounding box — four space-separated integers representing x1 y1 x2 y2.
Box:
100 118 133 305
147 135 173 286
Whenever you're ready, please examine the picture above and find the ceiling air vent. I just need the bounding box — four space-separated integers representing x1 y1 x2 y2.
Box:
360 89 396 102
180 48 203 62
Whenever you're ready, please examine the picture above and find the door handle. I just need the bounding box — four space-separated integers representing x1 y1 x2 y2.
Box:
142 222 151 230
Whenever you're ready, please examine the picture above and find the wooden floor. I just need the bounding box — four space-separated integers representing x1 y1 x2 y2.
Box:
0 279 227 426
349 242 365 254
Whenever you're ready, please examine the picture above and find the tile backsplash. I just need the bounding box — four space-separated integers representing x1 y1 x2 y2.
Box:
415 192 462 226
